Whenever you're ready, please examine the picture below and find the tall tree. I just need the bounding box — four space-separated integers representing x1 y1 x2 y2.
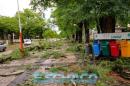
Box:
0 16 18 43
15 9 46 38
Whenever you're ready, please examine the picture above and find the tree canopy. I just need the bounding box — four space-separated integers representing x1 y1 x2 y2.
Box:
31 0 130 34
15 9 46 38
0 9 47 40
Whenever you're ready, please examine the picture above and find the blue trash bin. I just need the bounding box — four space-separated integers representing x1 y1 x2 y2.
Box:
93 40 100 57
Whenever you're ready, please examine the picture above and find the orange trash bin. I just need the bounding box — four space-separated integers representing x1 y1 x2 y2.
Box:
127 41 130 57
120 40 127 57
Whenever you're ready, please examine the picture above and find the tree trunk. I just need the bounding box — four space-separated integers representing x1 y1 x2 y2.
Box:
8 33 13 44
3 31 8 44
78 29 82 43
83 20 89 43
96 19 101 33
0 29 4 40
75 29 82 43
99 16 115 33
75 30 79 42
71 34 75 42
77 22 83 43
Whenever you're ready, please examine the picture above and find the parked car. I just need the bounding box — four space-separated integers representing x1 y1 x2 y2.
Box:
24 39 32 45
0 42 6 52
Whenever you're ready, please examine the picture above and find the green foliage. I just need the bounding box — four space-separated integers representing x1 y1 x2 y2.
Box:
49 67 69 73
113 58 130 73
0 16 18 33
11 48 29 60
43 29 58 38
36 72 46 80
49 67 59 73
24 48 30 56
0 49 29 63
31 0 130 38
29 40 63 51
15 9 46 38
10 49 21 60
0 54 11 63
66 43 84 53
42 50 64 59
85 61 113 86
53 40 63 47
0 9 46 39
41 41 54 49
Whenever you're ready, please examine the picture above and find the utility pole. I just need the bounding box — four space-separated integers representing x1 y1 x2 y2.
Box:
17 0 24 52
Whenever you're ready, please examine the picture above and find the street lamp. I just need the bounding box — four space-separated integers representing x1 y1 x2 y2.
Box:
17 0 23 52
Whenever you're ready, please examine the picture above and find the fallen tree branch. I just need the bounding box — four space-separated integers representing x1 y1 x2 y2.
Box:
0 70 24 77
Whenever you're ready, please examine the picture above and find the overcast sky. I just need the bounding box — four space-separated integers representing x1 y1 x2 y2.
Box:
0 0 51 19
0 0 31 17
0 0 59 32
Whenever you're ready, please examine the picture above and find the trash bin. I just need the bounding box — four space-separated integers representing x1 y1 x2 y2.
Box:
100 40 110 57
127 41 130 57
93 40 100 57
109 41 119 58
120 40 127 57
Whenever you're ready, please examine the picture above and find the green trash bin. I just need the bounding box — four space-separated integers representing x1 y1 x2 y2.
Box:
100 40 110 57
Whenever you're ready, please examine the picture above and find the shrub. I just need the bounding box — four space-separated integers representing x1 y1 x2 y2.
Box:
11 48 29 60
10 49 21 60
113 58 130 72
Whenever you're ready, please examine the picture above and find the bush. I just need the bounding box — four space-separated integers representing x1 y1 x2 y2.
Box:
11 48 29 60
112 58 130 80
10 49 21 60
113 58 130 72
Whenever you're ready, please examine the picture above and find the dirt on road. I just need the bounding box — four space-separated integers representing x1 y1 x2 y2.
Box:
0 52 41 86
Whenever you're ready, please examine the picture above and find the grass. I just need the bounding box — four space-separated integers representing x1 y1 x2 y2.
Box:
66 43 84 53
66 41 117 85
83 60 116 86
113 58 130 72
112 58 130 80
0 48 30 63
10 48 29 60
0 54 10 63
65 41 118 85
49 67 69 73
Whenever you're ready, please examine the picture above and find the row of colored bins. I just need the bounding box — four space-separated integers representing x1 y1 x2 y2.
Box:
93 40 130 58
